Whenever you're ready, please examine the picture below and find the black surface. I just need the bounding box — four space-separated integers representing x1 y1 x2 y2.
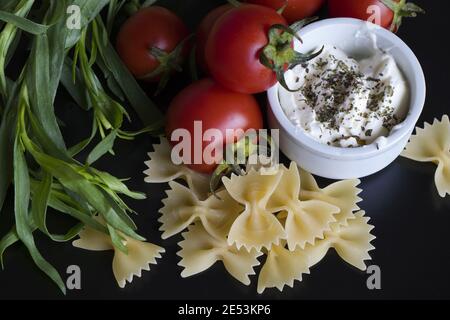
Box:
1 0 450 300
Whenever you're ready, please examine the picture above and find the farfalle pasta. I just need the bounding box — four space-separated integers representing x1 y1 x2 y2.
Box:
144 137 210 199
299 169 362 228
146 146 374 294
159 181 243 239
257 211 374 294
73 226 165 288
222 169 286 251
177 223 262 285
303 211 376 271
267 162 339 250
257 243 310 294
402 115 450 197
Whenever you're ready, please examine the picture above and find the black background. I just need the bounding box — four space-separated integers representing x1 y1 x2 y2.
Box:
1 0 450 300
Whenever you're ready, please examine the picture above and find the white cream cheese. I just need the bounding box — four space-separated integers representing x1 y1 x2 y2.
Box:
279 45 410 147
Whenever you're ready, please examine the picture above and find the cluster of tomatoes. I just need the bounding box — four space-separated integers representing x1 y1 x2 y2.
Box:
116 0 423 173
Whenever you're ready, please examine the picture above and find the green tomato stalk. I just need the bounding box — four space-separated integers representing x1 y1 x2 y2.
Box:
381 0 425 32
260 18 324 92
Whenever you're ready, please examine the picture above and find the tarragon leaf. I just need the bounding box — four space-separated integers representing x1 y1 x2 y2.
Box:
86 129 117 165
0 10 49 34
23 137 144 241
94 19 164 127
26 30 67 153
65 0 110 49
61 57 92 110
14 135 66 294
0 227 19 269
107 224 128 254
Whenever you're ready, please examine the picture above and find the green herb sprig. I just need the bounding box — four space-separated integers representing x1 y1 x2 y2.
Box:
0 0 163 293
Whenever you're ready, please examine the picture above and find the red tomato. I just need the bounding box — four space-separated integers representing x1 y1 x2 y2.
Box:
328 0 424 32
196 4 233 74
116 6 189 81
166 78 263 173
205 5 288 94
246 0 325 23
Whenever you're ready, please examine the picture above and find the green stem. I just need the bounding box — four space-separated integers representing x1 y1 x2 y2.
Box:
276 0 288 14
141 34 194 96
260 21 323 91
106 0 124 35
381 0 425 32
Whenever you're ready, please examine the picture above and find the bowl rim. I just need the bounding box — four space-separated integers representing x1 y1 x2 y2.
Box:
267 18 426 160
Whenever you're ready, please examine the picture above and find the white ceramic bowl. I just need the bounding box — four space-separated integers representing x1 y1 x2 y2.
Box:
267 18 426 179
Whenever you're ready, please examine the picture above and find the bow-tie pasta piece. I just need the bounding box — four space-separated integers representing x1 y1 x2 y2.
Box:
73 226 165 288
304 211 375 271
72 224 114 251
402 115 450 197
267 162 339 250
223 169 286 251
144 137 210 199
257 243 310 294
177 223 262 285
159 181 243 239
299 169 362 228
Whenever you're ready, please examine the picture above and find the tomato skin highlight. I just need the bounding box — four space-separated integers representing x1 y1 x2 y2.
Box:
328 0 395 30
205 4 287 94
246 0 325 24
196 4 233 74
166 78 263 173
116 6 189 81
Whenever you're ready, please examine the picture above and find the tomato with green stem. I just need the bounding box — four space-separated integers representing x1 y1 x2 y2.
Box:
328 0 425 32
116 6 190 95
245 0 325 24
166 78 263 174
205 4 322 94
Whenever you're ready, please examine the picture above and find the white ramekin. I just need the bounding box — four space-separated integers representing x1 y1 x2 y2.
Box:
267 18 426 179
